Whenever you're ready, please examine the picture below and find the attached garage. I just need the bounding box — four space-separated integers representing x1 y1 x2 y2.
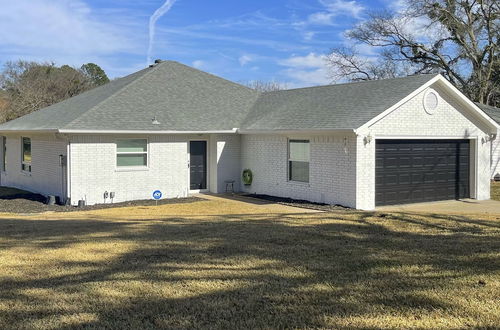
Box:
375 139 470 206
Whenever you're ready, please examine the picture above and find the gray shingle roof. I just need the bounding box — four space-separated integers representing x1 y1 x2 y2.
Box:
0 61 439 132
476 102 500 124
0 66 154 131
242 74 437 130
0 61 260 132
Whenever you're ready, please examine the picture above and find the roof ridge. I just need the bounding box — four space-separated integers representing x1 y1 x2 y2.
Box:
264 73 439 94
63 64 161 129
163 60 260 93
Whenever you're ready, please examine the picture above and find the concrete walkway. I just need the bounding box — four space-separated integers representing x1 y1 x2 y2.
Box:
377 199 500 215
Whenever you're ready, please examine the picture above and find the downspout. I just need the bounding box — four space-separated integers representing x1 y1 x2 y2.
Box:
66 140 71 205
491 136 494 179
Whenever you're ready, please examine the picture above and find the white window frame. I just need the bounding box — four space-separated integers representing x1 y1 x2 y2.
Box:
115 138 149 170
21 136 32 173
287 139 310 183
423 88 440 115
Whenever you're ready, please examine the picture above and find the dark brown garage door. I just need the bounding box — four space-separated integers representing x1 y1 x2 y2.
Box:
376 140 470 206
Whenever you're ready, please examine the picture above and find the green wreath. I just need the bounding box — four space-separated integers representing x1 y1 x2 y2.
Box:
242 169 253 185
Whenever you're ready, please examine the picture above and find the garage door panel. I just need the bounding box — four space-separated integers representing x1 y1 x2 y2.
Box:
376 140 470 206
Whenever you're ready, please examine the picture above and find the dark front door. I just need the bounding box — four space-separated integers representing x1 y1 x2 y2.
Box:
190 141 207 190
376 139 470 206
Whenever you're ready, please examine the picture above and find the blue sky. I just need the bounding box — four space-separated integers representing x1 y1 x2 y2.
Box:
0 0 395 88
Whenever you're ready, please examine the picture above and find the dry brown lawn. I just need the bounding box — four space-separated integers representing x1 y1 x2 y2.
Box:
0 195 499 329
492 181 500 201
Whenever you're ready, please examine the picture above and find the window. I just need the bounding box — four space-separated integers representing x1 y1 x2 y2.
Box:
116 139 148 167
288 139 309 182
21 137 31 172
1 136 5 172
423 89 439 115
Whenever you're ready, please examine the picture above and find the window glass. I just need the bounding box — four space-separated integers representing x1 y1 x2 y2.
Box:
117 154 147 167
288 140 309 182
289 140 310 161
117 139 147 153
22 137 31 172
116 139 147 167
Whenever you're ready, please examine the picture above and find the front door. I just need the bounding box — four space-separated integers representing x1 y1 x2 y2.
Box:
189 141 207 190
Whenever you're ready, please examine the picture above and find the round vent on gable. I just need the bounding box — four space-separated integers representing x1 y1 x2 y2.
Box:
423 89 440 114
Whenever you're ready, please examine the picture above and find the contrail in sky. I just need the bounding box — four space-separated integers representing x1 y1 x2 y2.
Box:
147 0 178 65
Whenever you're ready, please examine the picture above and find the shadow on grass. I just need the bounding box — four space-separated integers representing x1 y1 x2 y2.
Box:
0 210 498 328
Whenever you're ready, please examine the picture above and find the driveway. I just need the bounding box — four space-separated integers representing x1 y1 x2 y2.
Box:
377 198 500 215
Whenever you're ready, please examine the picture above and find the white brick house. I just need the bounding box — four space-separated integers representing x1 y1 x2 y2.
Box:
0 61 498 210
477 103 500 180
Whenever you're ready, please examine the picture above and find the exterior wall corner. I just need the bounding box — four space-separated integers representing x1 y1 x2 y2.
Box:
355 135 376 210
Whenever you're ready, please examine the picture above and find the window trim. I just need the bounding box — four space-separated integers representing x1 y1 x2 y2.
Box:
21 136 32 174
423 88 440 115
115 138 149 169
287 139 310 183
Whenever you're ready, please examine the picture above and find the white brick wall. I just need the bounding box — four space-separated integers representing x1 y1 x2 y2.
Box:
0 133 67 199
491 130 500 179
68 134 241 205
356 135 376 210
215 134 241 193
70 134 189 205
240 134 357 207
356 83 493 208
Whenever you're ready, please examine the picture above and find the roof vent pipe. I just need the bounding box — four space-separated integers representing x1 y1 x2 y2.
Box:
152 116 161 125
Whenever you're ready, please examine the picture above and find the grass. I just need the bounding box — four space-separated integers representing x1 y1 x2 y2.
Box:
492 181 500 201
0 196 498 329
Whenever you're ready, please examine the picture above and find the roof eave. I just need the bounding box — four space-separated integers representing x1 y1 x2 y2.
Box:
238 128 356 135
57 128 239 134
0 128 59 134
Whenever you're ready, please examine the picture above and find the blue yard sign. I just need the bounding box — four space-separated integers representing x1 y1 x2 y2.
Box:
152 190 162 200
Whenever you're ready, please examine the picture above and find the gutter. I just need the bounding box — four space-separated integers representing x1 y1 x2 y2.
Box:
0 127 358 135
238 128 357 135
0 129 59 134
57 128 239 134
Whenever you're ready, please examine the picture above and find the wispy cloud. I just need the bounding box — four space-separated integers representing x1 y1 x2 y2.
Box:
279 52 327 68
307 0 365 25
0 0 143 76
156 27 310 52
0 0 376 84
278 53 331 87
239 54 253 66
147 0 178 65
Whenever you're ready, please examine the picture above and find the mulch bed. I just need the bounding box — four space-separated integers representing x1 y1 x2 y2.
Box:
0 189 203 214
243 193 351 212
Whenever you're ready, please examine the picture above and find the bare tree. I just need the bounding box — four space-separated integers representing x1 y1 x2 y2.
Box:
244 80 288 92
326 47 415 81
0 90 8 123
0 61 108 122
327 0 499 106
